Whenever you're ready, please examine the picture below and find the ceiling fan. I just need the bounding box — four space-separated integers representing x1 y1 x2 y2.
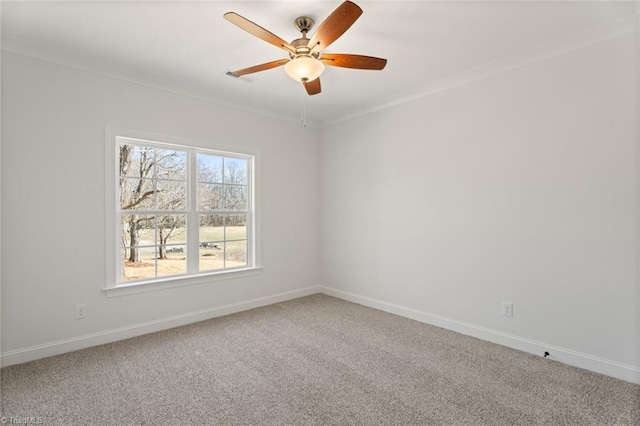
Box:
224 1 387 96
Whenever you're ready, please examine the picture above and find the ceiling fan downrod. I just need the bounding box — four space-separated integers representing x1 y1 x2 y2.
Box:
290 16 319 59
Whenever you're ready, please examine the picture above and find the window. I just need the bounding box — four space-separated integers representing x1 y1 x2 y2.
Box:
105 128 260 295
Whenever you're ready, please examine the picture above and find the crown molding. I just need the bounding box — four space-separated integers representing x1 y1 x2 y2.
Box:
321 14 639 127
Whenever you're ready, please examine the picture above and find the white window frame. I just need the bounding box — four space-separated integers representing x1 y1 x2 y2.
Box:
104 127 261 297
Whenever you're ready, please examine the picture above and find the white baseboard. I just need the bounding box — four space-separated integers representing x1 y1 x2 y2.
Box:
1 285 321 367
4 284 638 385
319 286 640 385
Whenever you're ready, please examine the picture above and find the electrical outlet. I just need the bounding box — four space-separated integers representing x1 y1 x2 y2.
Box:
75 304 87 319
501 302 513 317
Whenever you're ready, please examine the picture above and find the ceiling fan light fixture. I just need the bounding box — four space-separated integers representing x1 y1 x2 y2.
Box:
224 2 386 96
284 55 325 83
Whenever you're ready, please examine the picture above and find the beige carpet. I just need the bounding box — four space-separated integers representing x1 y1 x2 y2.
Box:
1 294 639 425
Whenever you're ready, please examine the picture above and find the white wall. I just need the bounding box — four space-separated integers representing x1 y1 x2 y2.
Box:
1 52 320 362
319 33 639 381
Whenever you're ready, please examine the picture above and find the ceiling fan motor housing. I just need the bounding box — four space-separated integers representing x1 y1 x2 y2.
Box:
294 16 314 34
290 39 318 59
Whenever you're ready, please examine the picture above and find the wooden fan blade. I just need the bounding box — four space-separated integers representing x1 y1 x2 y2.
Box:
320 53 387 70
227 59 290 77
307 1 363 52
224 12 295 53
304 78 321 95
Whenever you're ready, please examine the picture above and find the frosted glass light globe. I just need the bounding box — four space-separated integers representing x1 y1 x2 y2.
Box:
285 56 325 82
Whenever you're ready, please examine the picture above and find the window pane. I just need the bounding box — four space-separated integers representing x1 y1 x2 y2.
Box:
156 215 187 249
139 246 157 261
224 186 247 211
156 213 187 273
225 240 247 267
199 214 224 243
119 144 153 178
121 215 156 247
155 148 187 180
137 217 157 246
224 157 248 184
121 246 157 281
226 215 247 240
157 250 187 278
199 243 224 271
197 183 224 211
197 154 223 183
157 180 187 210
120 178 155 210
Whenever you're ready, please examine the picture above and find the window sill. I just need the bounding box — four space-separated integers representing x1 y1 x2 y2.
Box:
103 266 263 298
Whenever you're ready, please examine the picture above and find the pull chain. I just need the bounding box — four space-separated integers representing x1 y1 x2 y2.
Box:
300 101 307 128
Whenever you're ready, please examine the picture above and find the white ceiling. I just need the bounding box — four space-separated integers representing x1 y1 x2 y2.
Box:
1 1 636 127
